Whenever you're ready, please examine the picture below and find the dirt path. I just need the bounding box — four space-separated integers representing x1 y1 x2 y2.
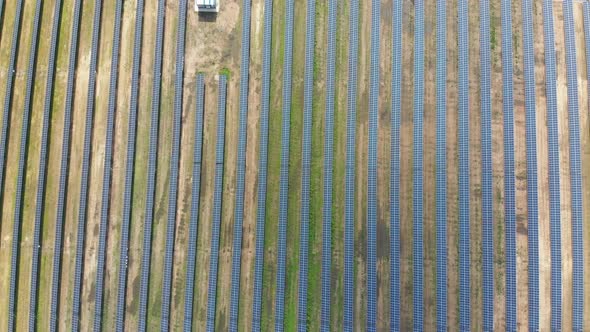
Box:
1 0 39 329
0 0 14 322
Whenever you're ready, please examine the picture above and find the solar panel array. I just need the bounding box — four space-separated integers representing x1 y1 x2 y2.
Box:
541 0 562 328
30 0 63 328
320 0 338 329
0 0 587 329
367 0 380 330
275 0 295 329
390 0 403 328
0 0 4 35
479 0 494 328
160 1 188 330
251 0 273 329
115 0 145 329
344 0 359 330
0 0 23 220
413 0 425 328
228 0 253 327
93 0 124 329
297 0 316 329
72 0 103 329
183 74 206 332
521 0 539 328
500 0 518 328
458 0 471 328
206 75 228 332
435 0 447 329
9 0 41 330
562 1 584 329
50 0 83 329
138 0 166 329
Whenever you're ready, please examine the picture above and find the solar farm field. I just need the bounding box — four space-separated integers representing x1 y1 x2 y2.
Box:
0 0 589 331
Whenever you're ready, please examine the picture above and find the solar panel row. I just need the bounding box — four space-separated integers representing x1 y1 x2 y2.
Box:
138 0 167 330
160 1 188 330
206 75 228 332
72 0 103 329
390 0 403 328
183 74 206 332
251 0 274 329
479 0 494 328
500 0 518 328
50 0 84 329
344 0 360 330
320 0 338 329
93 0 124 329
585 2 590 97
367 0 380 330
435 0 447 329
458 0 471 327
30 0 63 329
115 0 145 329
541 0 562 328
521 0 539 328
413 0 425 328
228 0 253 327
562 1 584 329
297 0 316 329
274 0 295 329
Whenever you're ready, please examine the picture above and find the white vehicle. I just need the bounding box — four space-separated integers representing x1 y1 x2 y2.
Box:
195 0 219 12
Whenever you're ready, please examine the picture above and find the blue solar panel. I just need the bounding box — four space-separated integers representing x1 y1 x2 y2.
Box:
0 0 4 36
367 0 380 330
115 0 145 330
541 0 562 328
72 0 103 329
562 1 584 329
413 0 425 329
458 0 471 327
500 0 518 328
50 0 83 330
435 0 447 329
297 0 316 329
228 0 253 328
183 75 206 332
251 1 273 330
160 1 188 330
479 0 494 328
206 75 228 332
344 0 359 330
94 0 124 329
30 0 63 329
138 0 166 330
275 0 295 329
320 0 338 330
585 3 590 98
521 0 539 328
390 0 403 328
